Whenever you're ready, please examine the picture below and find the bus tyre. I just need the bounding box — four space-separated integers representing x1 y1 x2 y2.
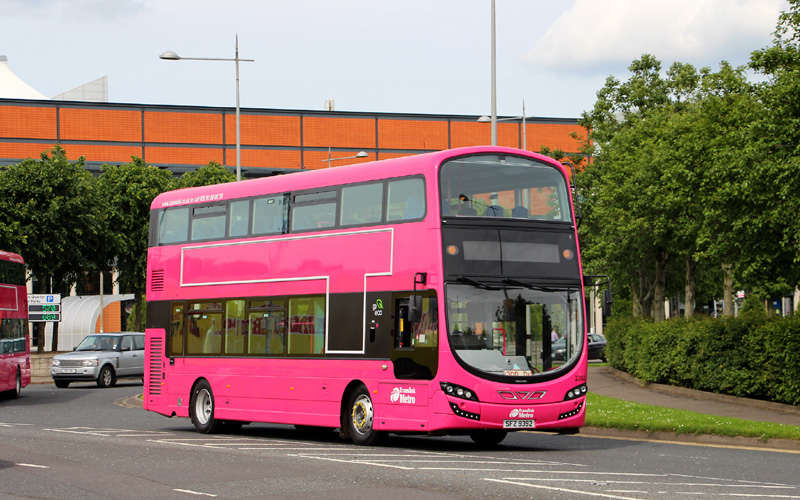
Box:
12 369 21 399
346 386 383 446
96 366 116 388
54 380 70 388
190 380 223 434
469 429 508 446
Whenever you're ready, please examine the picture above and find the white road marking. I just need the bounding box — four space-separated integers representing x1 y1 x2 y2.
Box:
484 478 647 499
16 463 49 469
174 488 217 497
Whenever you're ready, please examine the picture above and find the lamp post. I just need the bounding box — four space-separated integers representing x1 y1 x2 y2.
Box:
490 0 497 146
321 149 369 168
479 101 533 150
160 36 254 181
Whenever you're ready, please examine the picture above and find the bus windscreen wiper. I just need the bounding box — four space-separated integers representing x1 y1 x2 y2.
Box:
457 276 503 290
502 278 576 292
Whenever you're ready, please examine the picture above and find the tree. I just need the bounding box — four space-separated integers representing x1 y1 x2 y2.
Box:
746 0 800 300
177 161 236 188
96 157 174 332
578 56 694 322
0 145 104 351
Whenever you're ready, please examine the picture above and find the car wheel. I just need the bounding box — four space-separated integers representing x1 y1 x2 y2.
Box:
469 429 508 446
96 365 116 388
190 380 223 434
345 385 384 446
54 380 70 388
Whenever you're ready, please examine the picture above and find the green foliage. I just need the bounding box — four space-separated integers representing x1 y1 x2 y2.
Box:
586 393 800 440
578 4 800 319
0 145 103 286
96 157 174 331
604 315 800 405
177 161 236 188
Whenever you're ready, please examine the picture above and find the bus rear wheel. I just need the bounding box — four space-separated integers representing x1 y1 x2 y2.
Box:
346 385 384 446
12 369 21 399
190 380 223 434
469 429 508 446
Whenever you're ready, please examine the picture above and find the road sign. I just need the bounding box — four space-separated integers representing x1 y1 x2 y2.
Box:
28 294 61 322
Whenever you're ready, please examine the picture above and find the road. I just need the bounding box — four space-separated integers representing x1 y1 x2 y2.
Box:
1 383 799 500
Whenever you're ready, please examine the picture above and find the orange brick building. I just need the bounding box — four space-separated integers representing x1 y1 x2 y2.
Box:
0 98 586 175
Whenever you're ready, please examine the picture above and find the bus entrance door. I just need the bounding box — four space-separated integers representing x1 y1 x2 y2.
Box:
390 297 437 380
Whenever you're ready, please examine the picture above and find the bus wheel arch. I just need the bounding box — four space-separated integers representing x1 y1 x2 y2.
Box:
342 381 384 446
189 378 223 434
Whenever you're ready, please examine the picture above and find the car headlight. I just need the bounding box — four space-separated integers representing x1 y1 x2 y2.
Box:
82 359 98 367
51 359 60 367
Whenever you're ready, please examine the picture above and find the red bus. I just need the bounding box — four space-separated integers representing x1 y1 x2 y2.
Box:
144 146 591 445
1 250 31 398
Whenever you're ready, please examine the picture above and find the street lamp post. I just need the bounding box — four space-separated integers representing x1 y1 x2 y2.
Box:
490 0 497 146
321 149 369 168
478 101 533 150
160 36 254 181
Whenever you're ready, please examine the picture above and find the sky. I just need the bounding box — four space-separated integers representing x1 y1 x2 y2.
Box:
1 0 791 120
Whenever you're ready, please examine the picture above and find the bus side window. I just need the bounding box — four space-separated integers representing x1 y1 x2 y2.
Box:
169 303 185 357
191 205 226 241
387 178 425 221
229 200 250 238
159 207 190 245
252 196 287 235
225 299 246 355
340 182 383 226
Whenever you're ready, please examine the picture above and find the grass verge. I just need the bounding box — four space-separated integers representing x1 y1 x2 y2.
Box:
585 392 800 441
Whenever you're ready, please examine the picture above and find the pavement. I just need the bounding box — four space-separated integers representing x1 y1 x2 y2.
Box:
583 364 800 451
27 365 800 451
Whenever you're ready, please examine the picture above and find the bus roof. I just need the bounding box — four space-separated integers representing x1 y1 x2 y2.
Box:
150 146 563 210
0 250 24 264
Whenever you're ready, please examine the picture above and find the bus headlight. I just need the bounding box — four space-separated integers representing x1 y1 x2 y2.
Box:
564 383 587 401
440 382 479 401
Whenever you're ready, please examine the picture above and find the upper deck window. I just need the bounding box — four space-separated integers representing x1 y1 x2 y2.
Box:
159 207 190 244
0 260 26 286
439 154 571 223
252 195 288 235
191 204 226 241
387 178 426 221
291 190 337 232
340 182 383 226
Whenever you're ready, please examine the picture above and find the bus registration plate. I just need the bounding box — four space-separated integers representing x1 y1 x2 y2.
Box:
503 419 535 429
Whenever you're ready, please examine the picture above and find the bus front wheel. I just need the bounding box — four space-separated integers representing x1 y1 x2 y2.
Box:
469 429 508 446
346 385 384 446
190 380 223 434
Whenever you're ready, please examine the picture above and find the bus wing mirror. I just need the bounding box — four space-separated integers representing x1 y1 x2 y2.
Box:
602 289 613 318
408 295 423 323
409 272 427 323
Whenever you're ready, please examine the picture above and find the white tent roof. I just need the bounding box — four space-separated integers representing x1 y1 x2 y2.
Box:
51 294 135 335
0 55 48 99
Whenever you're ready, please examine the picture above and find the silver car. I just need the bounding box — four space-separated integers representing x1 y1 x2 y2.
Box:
50 332 145 388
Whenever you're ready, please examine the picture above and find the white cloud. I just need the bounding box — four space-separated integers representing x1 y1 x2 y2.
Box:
521 0 789 75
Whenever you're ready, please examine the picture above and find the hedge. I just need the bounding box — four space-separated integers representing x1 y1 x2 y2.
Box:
604 313 800 406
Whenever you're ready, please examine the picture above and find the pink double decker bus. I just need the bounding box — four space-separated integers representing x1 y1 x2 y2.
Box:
1 250 31 399
144 146 591 445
